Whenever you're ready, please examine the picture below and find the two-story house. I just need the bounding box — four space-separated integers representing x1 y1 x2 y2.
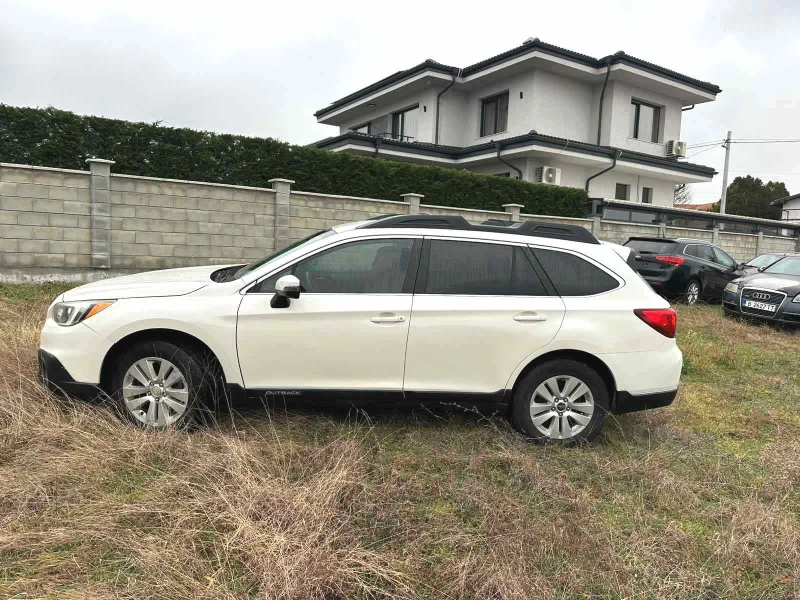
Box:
312 38 721 207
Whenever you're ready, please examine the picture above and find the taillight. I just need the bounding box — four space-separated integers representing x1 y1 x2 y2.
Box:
655 255 685 266
634 308 677 338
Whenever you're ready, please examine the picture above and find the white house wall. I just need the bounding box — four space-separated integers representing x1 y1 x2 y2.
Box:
780 198 800 223
603 80 683 155
529 69 595 143
337 87 442 143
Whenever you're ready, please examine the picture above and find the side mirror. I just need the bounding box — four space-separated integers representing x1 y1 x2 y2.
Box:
270 274 301 308
275 274 301 299
737 263 747 271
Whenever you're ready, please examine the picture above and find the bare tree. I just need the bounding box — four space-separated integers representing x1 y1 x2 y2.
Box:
673 184 694 205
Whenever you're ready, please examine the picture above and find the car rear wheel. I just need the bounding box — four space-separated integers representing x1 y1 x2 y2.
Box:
109 340 217 429
685 280 701 305
511 359 609 444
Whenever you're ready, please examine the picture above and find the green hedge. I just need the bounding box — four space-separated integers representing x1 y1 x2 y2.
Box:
0 105 589 217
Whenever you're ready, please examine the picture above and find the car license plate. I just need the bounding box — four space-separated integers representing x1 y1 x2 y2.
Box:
743 299 777 312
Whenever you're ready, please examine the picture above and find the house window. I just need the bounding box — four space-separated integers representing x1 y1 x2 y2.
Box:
480 92 509 137
493 172 511 177
615 183 630 200
351 122 371 135
630 100 661 143
391 106 418 141
642 187 653 204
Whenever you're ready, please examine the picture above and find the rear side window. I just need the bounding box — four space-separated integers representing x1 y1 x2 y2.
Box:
624 239 677 255
424 240 547 296
533 248 619 296
685 244 714 261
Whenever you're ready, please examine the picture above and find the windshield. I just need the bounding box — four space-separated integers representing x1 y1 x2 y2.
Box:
234 229 336 279
764 256 800 276
624 240 677 255
746 254 782 269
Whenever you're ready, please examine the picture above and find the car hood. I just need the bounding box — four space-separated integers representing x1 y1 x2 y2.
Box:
738 272 800 294
62 265 236 301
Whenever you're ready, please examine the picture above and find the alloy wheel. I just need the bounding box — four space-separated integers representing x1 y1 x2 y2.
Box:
686 282 700 305
122 357 189 427
529 375 595 440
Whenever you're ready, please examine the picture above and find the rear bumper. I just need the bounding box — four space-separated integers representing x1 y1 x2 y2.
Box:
39 349 103 399
641 268 688 296
614 388 678 414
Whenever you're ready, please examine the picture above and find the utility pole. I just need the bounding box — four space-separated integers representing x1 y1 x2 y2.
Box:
719 130 732 214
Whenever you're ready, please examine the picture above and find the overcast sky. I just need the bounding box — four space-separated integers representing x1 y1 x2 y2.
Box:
2 0 798 204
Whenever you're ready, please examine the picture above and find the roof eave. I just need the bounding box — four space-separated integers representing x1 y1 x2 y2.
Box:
313 133 717 178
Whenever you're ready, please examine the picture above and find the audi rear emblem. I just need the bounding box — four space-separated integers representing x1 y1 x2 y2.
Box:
752 292 771 300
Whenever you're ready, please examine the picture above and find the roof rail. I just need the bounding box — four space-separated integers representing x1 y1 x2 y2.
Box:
359 214 599 244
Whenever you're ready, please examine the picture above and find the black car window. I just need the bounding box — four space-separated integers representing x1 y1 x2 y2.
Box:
765 256 800 276
424 240 548 296
259 238 415 294
533 248 619 296
686 244 714 262
712 247 736 268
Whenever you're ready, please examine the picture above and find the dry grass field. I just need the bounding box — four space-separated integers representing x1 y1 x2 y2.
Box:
0 284 798 599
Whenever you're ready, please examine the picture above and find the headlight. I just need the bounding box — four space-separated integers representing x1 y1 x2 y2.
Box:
50 300 114 326
793 294 800 304
724 281 740 294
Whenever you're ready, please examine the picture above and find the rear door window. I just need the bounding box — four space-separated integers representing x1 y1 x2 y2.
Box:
533 248 619 296
423 240 548 296
624 239 677 255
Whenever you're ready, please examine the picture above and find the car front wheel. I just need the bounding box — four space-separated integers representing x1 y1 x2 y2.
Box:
511 359 609 444
109 340 216 429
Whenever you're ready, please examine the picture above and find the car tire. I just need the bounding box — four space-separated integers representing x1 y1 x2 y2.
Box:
684 279 701 305
511 359 610 445
108 340 218 429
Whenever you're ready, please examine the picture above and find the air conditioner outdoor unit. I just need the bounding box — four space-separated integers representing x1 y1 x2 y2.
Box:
666 140 687 158
535 166 561 185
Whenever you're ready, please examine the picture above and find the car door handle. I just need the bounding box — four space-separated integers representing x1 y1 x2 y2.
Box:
370 313 406 324
513 312 547 323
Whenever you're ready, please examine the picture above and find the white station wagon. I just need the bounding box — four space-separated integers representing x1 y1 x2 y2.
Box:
39 214 681 443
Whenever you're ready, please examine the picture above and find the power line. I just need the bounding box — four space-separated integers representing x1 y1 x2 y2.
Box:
686 145 720 159
686 140 723 149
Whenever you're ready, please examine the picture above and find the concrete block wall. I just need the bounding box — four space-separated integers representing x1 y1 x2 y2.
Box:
599 221 661 245
108 175 276 270
289 191 408 241
2 160 799 282
761 235 796 254
718 232 758 262
0 164 92 270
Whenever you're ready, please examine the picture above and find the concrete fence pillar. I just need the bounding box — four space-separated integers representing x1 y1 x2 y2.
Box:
269 178 294 250
86 158 115 269
502 203 524 222
658 222 667 237
401 193 424 214
712 224 721 245
591 215 601 237
756 231 764 254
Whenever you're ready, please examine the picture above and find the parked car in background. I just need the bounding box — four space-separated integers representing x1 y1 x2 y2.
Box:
741 252 797 275
39 214 682 444
723 255 800 325
624 237 746 304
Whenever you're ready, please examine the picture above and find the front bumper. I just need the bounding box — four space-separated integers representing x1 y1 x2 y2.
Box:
39 349 103 399
722 289 800 324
